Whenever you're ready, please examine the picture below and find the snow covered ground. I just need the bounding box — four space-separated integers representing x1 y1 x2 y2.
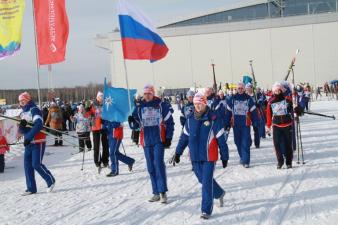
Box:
1 100 338 225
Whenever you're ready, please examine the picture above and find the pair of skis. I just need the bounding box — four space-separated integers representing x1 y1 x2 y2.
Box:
0 114 80 148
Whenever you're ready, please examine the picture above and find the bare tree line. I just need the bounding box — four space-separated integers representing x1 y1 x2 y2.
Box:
0 82 108 105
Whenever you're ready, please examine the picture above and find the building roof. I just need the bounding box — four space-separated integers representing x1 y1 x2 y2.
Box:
95 11 338 45
158 0 268 28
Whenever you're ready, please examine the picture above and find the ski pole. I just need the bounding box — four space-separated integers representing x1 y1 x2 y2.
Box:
81 146 86 171
296 119 300 164
0 142 24 148
304 111 335 120
298 121 305 164
121 141 127 156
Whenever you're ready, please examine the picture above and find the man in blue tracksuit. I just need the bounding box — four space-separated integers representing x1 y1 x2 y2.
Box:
245 83 261 148
256 87 267 139
18 92 55 196
213 90 230 151
172 92 228 219
103 121 135 177
226 82 259 168
128 84 175 204
179 90 195 128
205 87 217 110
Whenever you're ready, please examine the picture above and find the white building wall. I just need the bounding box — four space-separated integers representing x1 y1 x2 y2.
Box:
108 19 338 91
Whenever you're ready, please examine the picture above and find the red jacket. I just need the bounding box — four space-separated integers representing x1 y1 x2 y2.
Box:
90 102 103 131
0 136 9 154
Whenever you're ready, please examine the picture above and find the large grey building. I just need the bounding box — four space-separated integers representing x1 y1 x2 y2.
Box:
95 0 338 91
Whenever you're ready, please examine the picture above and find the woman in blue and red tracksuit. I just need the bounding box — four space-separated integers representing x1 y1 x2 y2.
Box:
18 92 55 195
128 85 175 203
103 120 135 177
172 92 228 219
226 82 259 168
266 83 295 169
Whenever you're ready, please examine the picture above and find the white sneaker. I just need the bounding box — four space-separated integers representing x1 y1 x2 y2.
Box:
219 191 226 207
160 193 167 204
47 183 55 193
148 194 160 202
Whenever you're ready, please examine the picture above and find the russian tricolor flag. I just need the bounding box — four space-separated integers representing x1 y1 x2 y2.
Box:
117 0 169 62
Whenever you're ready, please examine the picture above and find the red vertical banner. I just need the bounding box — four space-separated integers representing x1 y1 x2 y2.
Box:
34 0 69 65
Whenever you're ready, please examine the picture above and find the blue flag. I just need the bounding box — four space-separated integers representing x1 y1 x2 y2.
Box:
243 75 253 85
102 83 137 123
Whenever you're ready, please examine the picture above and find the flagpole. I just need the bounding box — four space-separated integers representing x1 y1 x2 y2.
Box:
31 0 42 107
123 59 132 112
48 64 51 90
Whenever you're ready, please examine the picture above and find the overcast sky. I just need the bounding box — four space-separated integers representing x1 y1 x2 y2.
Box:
0 0 237 89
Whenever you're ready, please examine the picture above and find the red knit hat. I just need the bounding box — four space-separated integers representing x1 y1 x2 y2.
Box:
18 92 31 102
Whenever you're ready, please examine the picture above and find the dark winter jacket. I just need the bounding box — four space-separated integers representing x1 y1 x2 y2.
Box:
266 94 293 128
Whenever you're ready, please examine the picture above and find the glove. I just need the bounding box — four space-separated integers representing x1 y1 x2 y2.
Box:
23 139 32 147
224 125 231 133
128 115 135 124
266 127 271 136
163 138 172 148
222 160 228 168
19 119 28 128
294 106 304 117
170 154 180 166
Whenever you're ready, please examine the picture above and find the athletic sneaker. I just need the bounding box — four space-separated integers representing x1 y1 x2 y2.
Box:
287 165 292 169
106 172 118 177
200 212 210 220
148 194 160 202
47 182 55 193
219 191 225 207
160 193 167 204
243 164 250 168
21 190 35 196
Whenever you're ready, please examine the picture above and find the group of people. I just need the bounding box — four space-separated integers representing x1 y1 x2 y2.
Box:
1 79 307 220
